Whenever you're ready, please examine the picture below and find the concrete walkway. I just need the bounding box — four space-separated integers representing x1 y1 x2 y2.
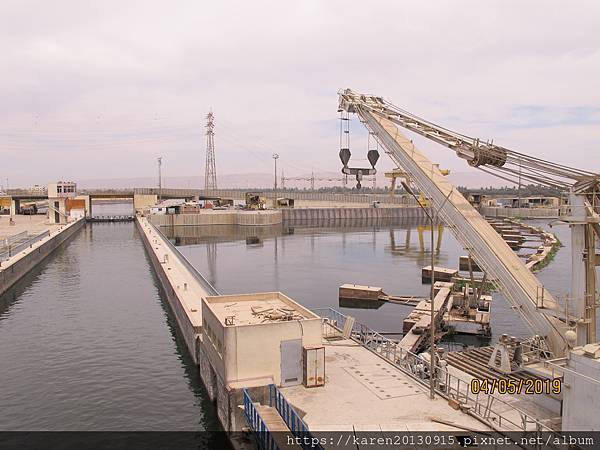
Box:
0 215 57 240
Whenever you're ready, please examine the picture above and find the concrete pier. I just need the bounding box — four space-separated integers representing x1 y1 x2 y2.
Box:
0 217 84 295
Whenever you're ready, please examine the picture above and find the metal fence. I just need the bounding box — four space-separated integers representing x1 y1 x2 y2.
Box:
269 384 323 450
243 388 280 450
242 386 322 450
312 307 555 434
0 230 50 263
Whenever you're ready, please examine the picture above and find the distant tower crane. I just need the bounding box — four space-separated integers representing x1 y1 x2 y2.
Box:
204 111 217 192
280 171 382 190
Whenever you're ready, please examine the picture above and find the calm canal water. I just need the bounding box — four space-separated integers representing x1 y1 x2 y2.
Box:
168 217 579 343
0 202 219 432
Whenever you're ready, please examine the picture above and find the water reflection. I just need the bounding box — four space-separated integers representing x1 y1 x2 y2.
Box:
386 224 446 267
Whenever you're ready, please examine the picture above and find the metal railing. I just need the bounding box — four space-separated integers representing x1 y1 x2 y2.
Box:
243 388 280 450
313 307 555 433
4 231 28 246
269 384 322 450
0 230 50 263
146 219 219 296
134 187 417 205
89 215 135 221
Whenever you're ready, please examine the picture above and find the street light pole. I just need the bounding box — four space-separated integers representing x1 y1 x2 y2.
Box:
429 201 435 400
157 157 162 202
272 153 279 207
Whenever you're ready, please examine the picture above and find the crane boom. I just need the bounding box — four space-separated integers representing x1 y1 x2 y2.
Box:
339 89 570 356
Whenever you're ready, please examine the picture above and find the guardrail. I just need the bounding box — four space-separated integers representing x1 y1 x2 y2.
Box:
269 384 322 450
312 307 555 434
243 388 280 450
4 231 28 246
147 219 219 296
89 215 135 222
134 187 417 205
0 230 50 263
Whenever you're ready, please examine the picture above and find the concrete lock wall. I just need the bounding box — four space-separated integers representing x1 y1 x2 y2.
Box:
480 206 559 219
135 219 200 360
149 210 282 227
281 206 426 221
0 219 85 296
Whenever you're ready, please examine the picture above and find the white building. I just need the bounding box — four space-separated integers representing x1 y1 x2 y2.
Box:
48 181 77 198
201 292 323 388
47 181 78 224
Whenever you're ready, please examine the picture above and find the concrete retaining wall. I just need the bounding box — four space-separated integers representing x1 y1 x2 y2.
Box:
481 206 559 219
281 206 426 221
149 210 282 227
0 219 85 295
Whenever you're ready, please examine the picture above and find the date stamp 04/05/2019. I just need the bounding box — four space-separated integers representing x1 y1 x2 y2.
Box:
469 377 562 395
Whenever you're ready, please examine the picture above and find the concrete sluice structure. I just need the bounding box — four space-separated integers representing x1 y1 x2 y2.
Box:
136 216 577 447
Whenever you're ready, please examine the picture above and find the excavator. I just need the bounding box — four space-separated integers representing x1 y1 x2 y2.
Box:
338 89 600 365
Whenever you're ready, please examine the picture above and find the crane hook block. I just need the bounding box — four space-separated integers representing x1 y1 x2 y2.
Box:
339 148 351 168
367 150 379 168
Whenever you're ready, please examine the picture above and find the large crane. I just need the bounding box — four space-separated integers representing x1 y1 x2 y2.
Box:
338 89 600 357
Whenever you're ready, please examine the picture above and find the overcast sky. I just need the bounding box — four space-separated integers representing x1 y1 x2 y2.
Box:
2 0 599 188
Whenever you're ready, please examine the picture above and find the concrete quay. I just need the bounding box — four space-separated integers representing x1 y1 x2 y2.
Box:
0 215 56 239
0 216 84 296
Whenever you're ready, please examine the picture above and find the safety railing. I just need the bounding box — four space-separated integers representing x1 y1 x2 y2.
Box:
89 215 135 221
312 307 555 434
0 230 50 263
146 219 219 296
243 389 280 450
269 384 322 450
4 231 28 246
134 187 417 205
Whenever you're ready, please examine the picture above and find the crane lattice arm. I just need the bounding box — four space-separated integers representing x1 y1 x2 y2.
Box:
339 89 574 356
339 91 599 192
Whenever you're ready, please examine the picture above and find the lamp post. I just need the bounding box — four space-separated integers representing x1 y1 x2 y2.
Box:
272 153 279 207
401 181 452 400
157 157 163 202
